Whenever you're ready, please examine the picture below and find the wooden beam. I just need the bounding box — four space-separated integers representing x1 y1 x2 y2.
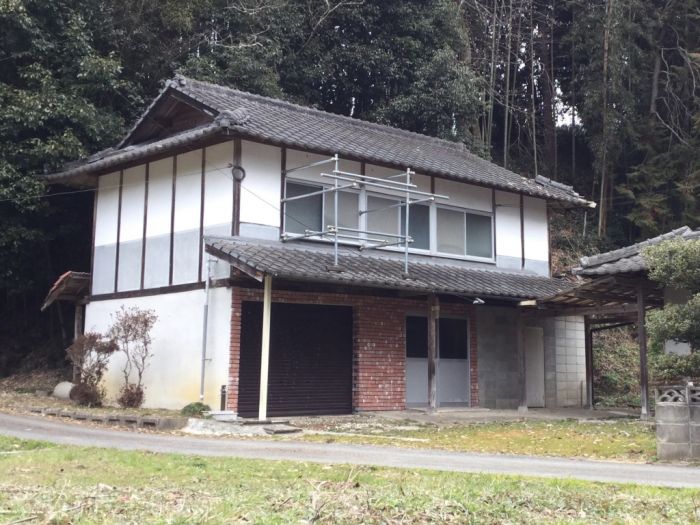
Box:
637 284 650 419
517 310 527 412
258 274 272 421
536 303 640 317
427 294 439 412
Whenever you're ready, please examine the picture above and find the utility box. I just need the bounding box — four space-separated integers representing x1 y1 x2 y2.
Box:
655 384 700 460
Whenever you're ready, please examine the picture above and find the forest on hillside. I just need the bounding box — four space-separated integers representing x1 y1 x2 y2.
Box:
1 0 699 372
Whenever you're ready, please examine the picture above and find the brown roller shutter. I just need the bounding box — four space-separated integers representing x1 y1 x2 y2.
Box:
238 301 353 417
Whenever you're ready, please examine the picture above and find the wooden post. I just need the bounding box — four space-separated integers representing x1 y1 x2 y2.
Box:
517 310 528 413
584 316 594 409
427 294 439 412
258 275 272 421
637 284 650 419
72 303 84 383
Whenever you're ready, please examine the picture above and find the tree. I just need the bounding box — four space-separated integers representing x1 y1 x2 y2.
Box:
644 238 700 351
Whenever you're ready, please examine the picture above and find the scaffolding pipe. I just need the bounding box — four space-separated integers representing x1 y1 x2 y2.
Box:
199 257 212 402
404 168 410 274
280 182 358 202
321 173 448 199
284 156 337 174
333 155 339 267
329 169 418 189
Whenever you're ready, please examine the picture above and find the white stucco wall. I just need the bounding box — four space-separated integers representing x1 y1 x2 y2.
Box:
84 288 232 410
523 196 549 275
240 140 282 227
495 190 521 264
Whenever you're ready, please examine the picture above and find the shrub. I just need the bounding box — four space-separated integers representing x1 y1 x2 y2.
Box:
117 383 144 408
649 351 700 383
66 333 117 406
69 383 104 407
109 306 157 408
181 402 211 417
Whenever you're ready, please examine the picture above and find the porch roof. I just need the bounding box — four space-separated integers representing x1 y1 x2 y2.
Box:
41 271 91 311
205 237 572 300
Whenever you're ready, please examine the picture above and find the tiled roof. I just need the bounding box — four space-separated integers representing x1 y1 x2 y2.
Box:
205 237 572 300
47 76 593 207
574 226 700 276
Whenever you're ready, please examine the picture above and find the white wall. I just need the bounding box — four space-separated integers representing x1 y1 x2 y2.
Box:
523 196 549 274
240 140 282 227
84 288 232 410
495 190 522 264
93 172 120 294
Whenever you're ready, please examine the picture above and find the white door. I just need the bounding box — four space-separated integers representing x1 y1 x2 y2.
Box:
525 327 545 407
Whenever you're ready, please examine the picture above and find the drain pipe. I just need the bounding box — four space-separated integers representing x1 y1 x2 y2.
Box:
199 257 212 402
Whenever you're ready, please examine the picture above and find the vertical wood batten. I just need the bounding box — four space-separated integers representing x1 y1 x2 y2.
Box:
232 138 242 236
168 156 177 286
198 148 206 282
114 170 124 293
140 163 150 290
584 315 594 409
279 146 286 232
519 194 525 269
89 188 98 294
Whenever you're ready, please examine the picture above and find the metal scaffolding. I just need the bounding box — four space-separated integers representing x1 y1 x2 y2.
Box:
281 154 448 274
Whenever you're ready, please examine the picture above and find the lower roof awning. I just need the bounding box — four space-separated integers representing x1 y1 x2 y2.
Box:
41 271 91 311
205 236 572 301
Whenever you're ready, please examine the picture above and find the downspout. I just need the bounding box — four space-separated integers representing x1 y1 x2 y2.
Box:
199 257 212 402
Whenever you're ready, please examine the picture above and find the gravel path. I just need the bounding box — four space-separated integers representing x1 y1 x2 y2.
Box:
1 412 698 488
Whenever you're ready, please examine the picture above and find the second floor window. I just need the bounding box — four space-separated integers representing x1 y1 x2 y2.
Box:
283 179 494 261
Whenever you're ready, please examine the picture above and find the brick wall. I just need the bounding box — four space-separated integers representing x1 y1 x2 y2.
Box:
228 285 479 413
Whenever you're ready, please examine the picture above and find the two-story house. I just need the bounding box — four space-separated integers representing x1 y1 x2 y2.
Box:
47 76 594 417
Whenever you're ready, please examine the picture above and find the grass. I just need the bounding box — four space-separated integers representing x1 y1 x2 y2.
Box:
0 436 697 524
297 418 657 462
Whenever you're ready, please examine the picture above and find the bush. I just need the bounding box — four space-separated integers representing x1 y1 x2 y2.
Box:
66 333 117 406
649 351 700 383
117 383 144 408
181 402 211 417
592 327 640 407
69 383 103 407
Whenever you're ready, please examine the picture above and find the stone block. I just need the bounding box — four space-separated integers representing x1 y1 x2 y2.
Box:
157 417 188 430
656 423 690 444
119 415 142 427
141 417 159 428
657 442 691 461
689 405 700 424
656 404 689 424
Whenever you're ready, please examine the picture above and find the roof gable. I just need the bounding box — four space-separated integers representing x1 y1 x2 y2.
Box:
48 75 594 207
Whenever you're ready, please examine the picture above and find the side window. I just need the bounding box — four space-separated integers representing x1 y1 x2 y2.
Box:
284 181 322 234
439 318 469 359
401 203 430 250
406 316 428 358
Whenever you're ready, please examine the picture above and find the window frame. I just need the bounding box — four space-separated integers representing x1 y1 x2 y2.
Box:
282 177 495 264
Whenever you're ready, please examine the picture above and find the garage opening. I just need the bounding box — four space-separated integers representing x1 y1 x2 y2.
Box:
238 301 353 417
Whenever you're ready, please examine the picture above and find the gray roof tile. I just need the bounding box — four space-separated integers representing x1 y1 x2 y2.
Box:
48 76 593 207
206 237 571 300
574 226 700 276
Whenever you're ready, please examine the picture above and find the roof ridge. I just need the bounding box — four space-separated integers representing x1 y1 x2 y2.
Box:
175 75 469 154
579 226 692 268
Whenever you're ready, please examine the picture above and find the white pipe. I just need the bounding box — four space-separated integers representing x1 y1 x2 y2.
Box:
199 258 212 402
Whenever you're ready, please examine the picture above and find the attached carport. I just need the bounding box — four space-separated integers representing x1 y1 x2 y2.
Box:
206 236 570 420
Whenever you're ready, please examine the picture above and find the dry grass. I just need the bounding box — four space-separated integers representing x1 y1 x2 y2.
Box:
0 436 697 524
296 416 657 462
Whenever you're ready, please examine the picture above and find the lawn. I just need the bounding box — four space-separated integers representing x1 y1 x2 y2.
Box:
296 417 657 462
0 436 696 524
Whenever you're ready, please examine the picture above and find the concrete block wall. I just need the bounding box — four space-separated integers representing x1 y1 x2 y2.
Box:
476 306 520 409
553 315 586 407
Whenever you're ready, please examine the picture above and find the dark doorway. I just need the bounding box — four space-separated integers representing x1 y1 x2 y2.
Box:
238 302 353 417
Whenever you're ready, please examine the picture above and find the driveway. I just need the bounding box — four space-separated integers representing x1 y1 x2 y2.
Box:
1 412 698 488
